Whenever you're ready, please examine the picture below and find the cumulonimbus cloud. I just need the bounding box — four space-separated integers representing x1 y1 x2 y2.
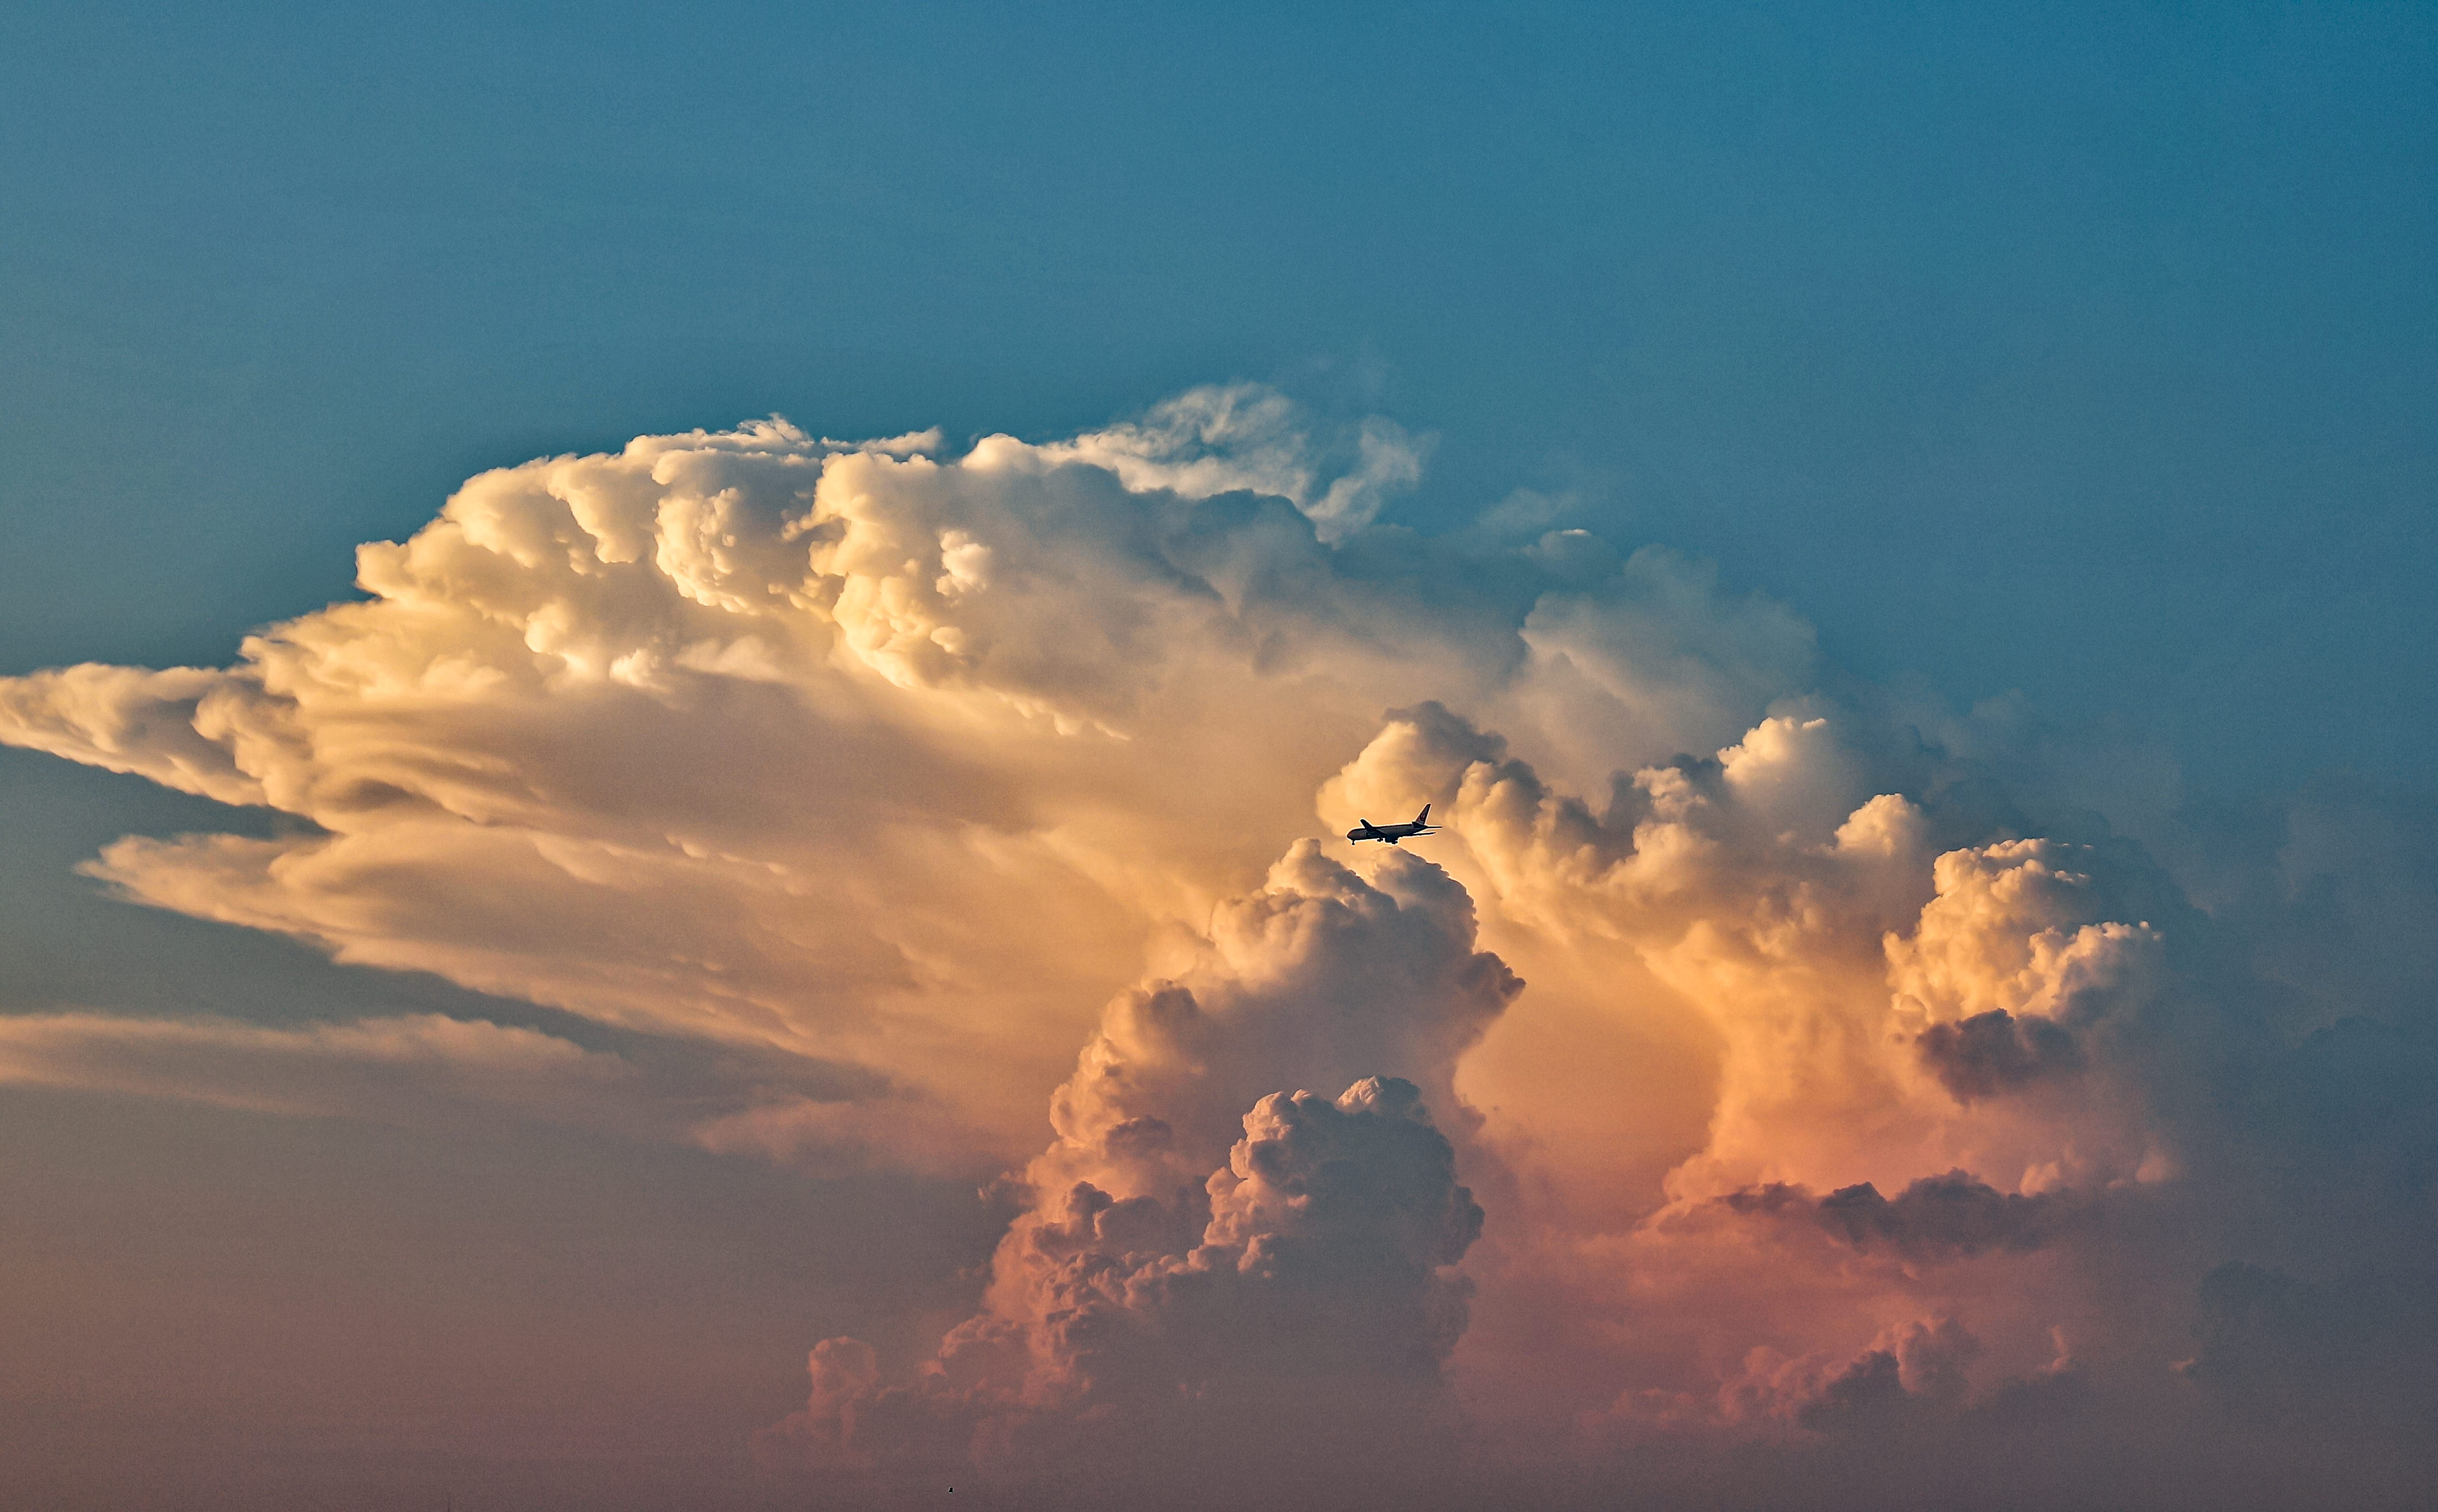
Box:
3 386 2432 1506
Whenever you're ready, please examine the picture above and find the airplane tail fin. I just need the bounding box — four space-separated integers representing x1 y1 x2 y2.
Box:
1414 804 1431 826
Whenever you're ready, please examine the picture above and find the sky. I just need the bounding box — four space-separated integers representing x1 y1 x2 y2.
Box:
1 4 2433 1509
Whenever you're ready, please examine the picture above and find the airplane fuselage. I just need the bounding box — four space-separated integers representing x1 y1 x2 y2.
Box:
1347 805 1439 844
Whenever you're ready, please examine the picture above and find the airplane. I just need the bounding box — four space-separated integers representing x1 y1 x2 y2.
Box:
1346 804 1440 845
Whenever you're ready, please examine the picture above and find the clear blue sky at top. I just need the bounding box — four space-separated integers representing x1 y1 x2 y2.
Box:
2 0 2431 794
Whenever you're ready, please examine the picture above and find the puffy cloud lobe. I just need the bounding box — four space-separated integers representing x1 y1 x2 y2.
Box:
1915 1010 2082 1100
766 1077 1485 1493
1682 1315 2057 1443
1021 1076 1483 1395
1794 1318 1985 1431
1888 840 2164 1033
1042 841 1520 1195
770 841 1519 1479
990 843 1509 1408
1722 1171 2078 1260
1198 1076 1484 1373
766 841 1511 1493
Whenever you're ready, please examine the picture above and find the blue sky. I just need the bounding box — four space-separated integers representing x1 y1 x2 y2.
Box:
5 1 2431 793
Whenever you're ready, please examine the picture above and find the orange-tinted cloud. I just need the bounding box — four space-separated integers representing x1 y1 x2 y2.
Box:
4 390 2433 1506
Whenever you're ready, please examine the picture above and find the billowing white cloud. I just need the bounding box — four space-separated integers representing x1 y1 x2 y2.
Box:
0 392 1803 1162
4 388 2433 1505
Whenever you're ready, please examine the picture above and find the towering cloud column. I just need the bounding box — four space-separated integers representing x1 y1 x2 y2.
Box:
765 843 1517 1498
